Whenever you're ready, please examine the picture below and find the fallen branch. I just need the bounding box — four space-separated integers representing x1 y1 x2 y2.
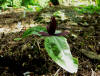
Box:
80 49 100 62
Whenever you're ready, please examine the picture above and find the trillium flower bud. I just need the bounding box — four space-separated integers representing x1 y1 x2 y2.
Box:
39 16 69 36
47 16 57 35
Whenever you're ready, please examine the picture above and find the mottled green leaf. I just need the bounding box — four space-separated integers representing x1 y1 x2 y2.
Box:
44 36 78 73
22 26 47 38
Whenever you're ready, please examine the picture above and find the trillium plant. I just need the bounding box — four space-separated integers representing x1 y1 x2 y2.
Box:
22 16 78 73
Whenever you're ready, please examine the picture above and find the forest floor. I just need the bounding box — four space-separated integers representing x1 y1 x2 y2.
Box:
0 6 100 76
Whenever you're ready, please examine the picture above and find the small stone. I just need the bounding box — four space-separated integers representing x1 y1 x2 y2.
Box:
68 21 78 26
82 22 89 26
71 22 78 26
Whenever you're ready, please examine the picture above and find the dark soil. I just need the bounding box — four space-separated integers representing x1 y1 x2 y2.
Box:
0 6 100 76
